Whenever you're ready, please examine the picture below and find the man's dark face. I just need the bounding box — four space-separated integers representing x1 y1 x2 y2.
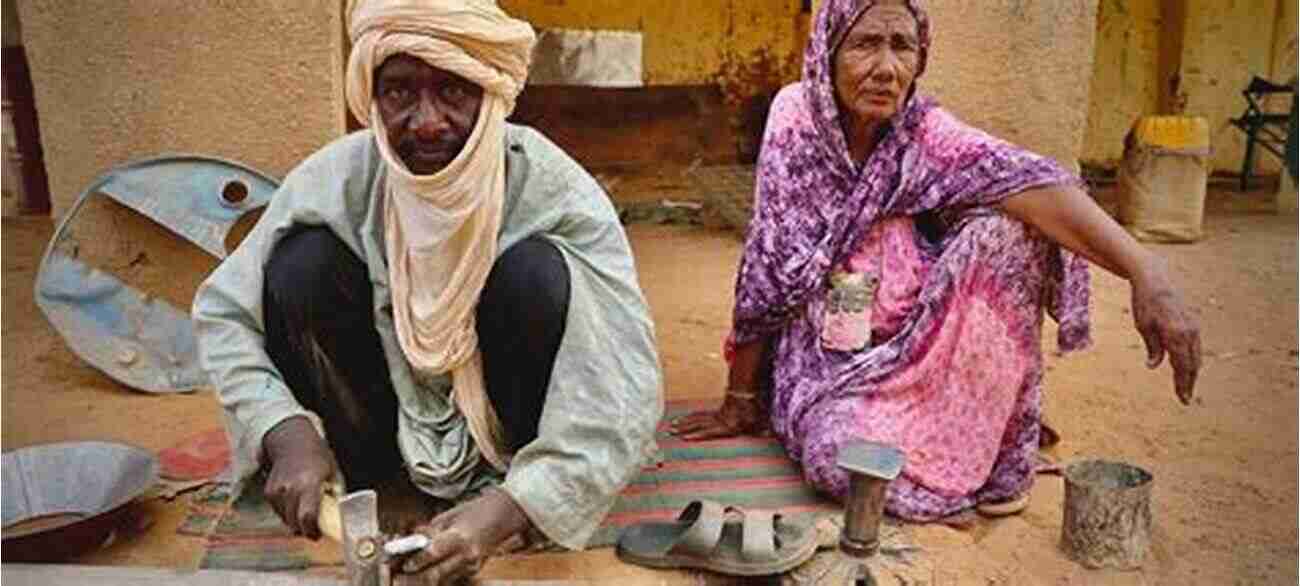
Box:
375 54 484 175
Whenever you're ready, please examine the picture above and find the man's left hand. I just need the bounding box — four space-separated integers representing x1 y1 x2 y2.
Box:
393 487 532 586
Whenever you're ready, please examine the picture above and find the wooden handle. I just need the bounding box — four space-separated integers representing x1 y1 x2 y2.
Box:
318 490 344 543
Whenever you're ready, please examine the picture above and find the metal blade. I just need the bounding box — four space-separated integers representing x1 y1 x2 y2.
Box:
337 490 380 586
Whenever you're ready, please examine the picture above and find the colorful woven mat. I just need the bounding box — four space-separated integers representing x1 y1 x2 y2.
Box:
181 399 838 571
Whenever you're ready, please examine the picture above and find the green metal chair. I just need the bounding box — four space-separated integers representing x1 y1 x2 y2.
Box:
1229 76 1297 191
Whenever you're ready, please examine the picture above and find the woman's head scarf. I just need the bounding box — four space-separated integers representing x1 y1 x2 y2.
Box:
731 0 1090 353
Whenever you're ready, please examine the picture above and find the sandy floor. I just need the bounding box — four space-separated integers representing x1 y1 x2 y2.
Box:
2 183 1296 584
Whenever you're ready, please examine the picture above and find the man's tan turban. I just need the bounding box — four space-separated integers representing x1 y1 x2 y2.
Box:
344 0 535 473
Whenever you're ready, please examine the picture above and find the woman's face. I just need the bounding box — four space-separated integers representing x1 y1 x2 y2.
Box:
832 1 920 127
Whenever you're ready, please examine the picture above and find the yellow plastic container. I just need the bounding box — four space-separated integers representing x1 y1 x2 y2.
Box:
1130 115 1210 151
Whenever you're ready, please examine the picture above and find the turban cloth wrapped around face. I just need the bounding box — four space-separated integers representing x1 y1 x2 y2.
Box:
344 0 535 473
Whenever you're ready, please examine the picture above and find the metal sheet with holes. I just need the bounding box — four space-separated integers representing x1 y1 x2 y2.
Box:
34 156 279 393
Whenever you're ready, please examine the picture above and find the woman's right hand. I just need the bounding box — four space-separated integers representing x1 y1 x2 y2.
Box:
263 416 339 539
669 393 768 440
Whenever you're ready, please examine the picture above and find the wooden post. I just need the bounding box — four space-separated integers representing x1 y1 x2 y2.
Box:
1060 460 1153 570
0 44 51 215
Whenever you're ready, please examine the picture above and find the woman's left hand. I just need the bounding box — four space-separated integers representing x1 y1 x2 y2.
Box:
393 487 531 586
1000 184 1202 404
1131 261 1201 404
669 393 768 440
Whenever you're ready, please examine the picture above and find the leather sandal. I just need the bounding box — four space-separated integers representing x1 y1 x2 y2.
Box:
615 499 818 576
976 492 1031 517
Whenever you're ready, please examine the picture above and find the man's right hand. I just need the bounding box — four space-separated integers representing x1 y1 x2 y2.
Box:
263 416 338 539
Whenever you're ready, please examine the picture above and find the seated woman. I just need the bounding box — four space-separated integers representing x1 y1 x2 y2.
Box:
672 0 1201 521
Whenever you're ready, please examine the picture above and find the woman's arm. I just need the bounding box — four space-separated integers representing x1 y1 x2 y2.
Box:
1000 183 1145 277
670 337 772 439
727 338 769 392
1000 184 1202 404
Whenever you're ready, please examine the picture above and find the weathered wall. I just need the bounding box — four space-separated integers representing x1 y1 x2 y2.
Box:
1267 0 1298 157
501 0 809 166
922 1 1100 170
510 1 1101 170
500 0 805 88
1080 0 1294 174
1181 0 1282 173
18 1 347 218
1082 0 1163 167
1271 0 1298 84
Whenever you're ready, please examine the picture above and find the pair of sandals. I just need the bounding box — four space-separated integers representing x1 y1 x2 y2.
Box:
617 493 1032 577
616 499 820 576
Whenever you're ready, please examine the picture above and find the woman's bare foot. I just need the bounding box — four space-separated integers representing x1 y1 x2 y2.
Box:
976 493 1031 517
1039 420 1061 448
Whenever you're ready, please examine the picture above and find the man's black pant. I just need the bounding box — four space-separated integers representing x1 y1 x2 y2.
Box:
262 227 570 491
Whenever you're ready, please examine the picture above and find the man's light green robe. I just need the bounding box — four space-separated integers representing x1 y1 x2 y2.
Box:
193 125 663 549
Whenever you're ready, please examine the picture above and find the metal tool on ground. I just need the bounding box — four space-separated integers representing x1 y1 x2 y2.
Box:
317 488 430 586
834 440 905 586
2 441 160 562
34 156 278 394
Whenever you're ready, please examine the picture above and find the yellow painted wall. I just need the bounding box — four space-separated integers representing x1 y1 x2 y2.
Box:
1271 0 1298 82
1268 0 1297 134
1081 0 1294 174
507 1 1102 169
18 0 347 218
1082 0 1163 167
1268 0 1297 191
1182 0 1282 173
521 0 1101 168
500 0 806 89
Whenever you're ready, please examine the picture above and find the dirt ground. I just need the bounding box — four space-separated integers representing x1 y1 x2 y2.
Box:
2 181 1296 584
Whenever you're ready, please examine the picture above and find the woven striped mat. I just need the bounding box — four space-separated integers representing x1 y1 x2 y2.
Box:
180 399 838 571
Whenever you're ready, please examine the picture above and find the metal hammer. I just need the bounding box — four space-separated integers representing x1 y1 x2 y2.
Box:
318 488 430 586
835 440 904 558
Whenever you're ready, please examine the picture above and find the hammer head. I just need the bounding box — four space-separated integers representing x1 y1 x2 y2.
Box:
339 489 386 586
836 440 904 481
